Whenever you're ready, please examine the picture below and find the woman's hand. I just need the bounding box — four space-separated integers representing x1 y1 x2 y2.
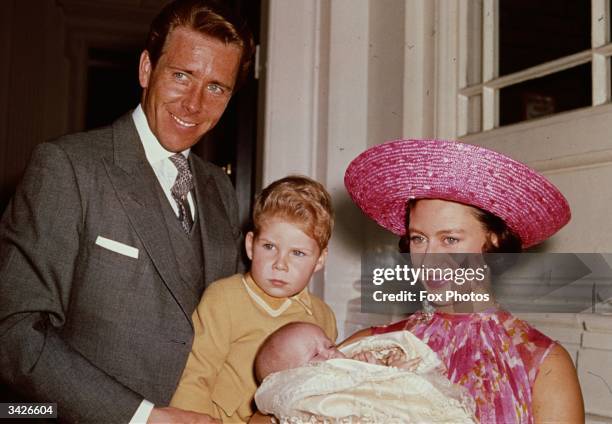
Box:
388 355 421 371
532 344 584 423
350 350 379 364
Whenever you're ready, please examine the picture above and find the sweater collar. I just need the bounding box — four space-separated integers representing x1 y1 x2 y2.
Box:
242 273 313 317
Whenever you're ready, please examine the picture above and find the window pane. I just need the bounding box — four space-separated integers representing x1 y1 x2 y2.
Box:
499 63 591 127
499 0 590 76
467 95 482 134
466 0 483 86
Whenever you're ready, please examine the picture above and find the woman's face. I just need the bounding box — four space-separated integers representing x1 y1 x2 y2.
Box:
407 199 497 310
407 199 494 254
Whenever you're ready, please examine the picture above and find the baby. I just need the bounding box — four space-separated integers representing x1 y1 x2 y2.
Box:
254 322 419 382
254 323 477 424
255 322 345 382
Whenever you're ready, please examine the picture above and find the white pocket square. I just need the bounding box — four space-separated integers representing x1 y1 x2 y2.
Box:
95 236 139 259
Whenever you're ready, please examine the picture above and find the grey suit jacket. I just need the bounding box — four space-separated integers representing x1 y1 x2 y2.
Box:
0 113 242 423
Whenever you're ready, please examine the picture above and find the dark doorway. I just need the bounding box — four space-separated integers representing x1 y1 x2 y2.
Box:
86 47 142 130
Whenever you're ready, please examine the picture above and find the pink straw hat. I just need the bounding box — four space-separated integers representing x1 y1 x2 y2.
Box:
344 139 571 248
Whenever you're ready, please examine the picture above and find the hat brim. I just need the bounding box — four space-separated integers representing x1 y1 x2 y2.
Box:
344 139 571 248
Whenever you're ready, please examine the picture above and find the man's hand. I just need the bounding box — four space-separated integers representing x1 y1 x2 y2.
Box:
147 407 221 423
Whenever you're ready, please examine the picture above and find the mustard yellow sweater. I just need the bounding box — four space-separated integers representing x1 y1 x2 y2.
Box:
170 273 337 422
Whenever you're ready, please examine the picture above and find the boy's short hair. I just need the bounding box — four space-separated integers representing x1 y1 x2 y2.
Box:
252 176 334 250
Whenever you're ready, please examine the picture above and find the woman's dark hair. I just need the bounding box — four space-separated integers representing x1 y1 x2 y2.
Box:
399 199 522 273
470 207 522 254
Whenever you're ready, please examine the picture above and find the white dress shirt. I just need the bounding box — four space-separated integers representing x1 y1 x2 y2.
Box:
128 105 196 423
132 104 196 220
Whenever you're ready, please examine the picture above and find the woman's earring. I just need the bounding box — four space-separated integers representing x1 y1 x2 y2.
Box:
422 297 436 314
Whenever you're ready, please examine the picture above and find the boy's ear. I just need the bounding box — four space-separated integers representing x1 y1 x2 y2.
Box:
314 247 328 272
245 231 255 260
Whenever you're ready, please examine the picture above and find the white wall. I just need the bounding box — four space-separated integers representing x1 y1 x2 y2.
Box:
262 0 412 336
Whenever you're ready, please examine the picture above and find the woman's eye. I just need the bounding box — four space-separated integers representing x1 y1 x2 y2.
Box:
262 243 274 250
410 235 425 244
292 250 305 257
444 237 459 245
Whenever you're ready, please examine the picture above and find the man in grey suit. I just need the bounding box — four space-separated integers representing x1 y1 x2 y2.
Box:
0 0 253 422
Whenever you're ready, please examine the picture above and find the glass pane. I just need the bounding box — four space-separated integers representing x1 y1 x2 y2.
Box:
467 95 482 134
466 0 483 86
499 0 590 76
499 63 591 127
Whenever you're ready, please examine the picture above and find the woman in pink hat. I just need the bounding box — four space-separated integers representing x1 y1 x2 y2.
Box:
343 139 584 423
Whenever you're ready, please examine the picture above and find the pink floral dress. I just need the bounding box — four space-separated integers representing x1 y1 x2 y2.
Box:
373 309 555 423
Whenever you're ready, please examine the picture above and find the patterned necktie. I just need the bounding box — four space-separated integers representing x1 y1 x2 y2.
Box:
169 153 194 234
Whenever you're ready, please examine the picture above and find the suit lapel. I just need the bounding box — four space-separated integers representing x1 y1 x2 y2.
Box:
190 157 236 286
104 114 197 324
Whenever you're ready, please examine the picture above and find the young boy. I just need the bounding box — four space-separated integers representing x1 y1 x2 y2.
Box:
254 323 476 424
170 176 337 423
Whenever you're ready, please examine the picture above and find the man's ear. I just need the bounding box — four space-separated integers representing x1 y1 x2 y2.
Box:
139 50 152 89
245 231 255 260
314 247 328 272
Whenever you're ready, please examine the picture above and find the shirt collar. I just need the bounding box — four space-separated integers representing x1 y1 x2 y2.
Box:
132 104 190 165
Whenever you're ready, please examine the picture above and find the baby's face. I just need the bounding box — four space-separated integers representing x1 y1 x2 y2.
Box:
283 324 345 369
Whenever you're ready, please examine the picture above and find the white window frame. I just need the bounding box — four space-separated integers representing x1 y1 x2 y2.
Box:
455 0 612 136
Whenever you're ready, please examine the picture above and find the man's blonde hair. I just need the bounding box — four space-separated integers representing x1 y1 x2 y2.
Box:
252 176 334 250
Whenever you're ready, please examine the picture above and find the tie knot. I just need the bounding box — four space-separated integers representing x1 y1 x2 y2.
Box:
169 153 193 198
170 153 190 173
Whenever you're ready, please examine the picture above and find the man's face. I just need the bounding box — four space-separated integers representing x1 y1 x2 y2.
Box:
138 26 242 152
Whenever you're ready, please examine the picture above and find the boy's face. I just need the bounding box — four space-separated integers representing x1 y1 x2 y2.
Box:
245 217 327 298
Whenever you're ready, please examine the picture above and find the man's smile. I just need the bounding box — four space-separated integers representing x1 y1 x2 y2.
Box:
170 112 197 127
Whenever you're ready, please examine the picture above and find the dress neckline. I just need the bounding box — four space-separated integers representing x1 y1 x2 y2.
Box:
424 306 504 322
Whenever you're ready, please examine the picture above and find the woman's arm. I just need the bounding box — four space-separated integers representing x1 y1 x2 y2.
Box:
532 344 584 423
